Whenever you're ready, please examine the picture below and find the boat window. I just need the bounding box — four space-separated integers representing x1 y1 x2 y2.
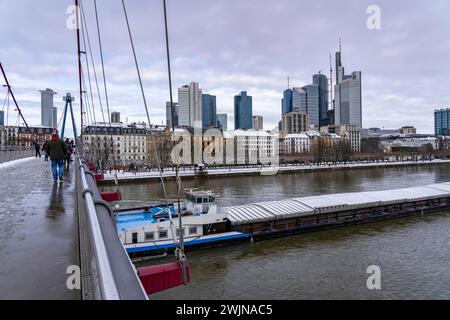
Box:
176 228 185 237
209 196 215 203
132 232 138 244
145 232 154 241
203 197 209 203
189 226 197 235
159 230 168 239
196 197 202 204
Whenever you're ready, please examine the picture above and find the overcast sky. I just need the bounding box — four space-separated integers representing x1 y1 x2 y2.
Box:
1 0 449 134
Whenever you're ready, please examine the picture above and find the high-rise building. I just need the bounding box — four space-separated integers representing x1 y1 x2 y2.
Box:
282 112 309 134
217 113 228 131
435 108 450 136
0 110 4 126
313 74 329 127
282 89 293 114
234 91 253 130
52 107 57 129
166 102 179 128
202 94 217 128
253 115 264 131
111 112 121 124
178 82 202 128
40 89 57 128
292 85 319 129
334 50 362 129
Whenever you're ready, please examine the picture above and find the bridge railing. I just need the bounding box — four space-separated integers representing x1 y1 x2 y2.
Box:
76 154 148 300
0 146 34 163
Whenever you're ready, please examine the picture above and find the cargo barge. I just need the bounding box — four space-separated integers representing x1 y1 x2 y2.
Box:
114 182 450 256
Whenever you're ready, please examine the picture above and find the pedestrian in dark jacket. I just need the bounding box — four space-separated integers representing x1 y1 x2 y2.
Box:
47 133 67 182
42 141 49 161
64 138 73 170
33 141 41 158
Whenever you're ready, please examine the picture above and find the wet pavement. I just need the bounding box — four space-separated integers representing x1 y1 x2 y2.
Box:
0 157 80 299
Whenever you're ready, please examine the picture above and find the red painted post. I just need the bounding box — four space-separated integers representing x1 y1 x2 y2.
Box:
101 192 121 202
138 262 190 295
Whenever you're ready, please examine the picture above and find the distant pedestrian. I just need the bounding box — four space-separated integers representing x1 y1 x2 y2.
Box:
64 138 73 170
70 140 75 161
33 141 41 158
42 141 49 161
47 133 67 182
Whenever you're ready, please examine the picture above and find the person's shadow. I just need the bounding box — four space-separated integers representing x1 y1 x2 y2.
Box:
46 183 65 219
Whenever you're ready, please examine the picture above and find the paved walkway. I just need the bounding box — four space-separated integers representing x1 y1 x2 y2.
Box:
0 157 80 299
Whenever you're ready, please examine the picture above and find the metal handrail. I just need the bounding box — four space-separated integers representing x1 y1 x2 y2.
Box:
78 160 120 300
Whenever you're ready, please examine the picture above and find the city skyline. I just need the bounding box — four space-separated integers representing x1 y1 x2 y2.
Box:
0 0 449 133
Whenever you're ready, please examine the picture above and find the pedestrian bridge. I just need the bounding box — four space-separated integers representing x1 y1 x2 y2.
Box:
0 152 147 300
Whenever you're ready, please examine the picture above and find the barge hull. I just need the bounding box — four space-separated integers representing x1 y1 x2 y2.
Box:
233 197 450 241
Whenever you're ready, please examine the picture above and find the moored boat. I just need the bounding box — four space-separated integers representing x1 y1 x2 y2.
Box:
114 190 250 257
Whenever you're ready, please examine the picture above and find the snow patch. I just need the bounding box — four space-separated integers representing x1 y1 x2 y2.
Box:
0 157 36 170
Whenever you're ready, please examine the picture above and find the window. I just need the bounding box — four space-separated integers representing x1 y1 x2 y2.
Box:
145 232 154 241
159 230 168 239
189 226 197 235
132 232 138 244
176 228 185 237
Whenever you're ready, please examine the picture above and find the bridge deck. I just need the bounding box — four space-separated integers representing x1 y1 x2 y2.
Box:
0 157 80 299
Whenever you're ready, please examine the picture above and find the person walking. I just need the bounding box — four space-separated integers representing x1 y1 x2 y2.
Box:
33 141 41 158
42 141 49 162
47 133 66 182
64 138 73 170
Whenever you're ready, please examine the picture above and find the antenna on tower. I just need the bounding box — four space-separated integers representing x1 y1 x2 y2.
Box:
287 76 290 89
339 37 342 52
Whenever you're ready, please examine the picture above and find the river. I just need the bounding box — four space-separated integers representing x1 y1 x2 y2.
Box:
104 164 450 299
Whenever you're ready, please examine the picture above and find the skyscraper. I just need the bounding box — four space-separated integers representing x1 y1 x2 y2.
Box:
292 85 319 129
40 88 57 128
111 112 121 124
217 113 228 131
0 110 4 126
52 107 57 129
253 115 263 131
313 74 329 127
202 94 217 128
282 89 293 114
334 50 362 129
166 102 179 128
234 91 253 130
282 112 309 134
435 108 450 136
178 82 202 128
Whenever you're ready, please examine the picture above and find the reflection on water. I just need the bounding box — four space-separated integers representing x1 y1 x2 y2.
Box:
109 165 450 299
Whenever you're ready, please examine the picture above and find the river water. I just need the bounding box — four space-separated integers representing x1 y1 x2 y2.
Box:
106 165 450 299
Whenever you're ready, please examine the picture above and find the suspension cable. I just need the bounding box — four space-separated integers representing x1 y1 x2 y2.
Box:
121 0 183 260
80 0 106 168
93 0 119 183
163 0 188 282
80 0 106 125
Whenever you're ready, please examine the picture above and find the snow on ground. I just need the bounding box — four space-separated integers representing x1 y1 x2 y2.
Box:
102 159 450 181
0 157 36 170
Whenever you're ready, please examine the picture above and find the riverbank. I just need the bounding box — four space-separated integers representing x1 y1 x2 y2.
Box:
98 159 450 185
